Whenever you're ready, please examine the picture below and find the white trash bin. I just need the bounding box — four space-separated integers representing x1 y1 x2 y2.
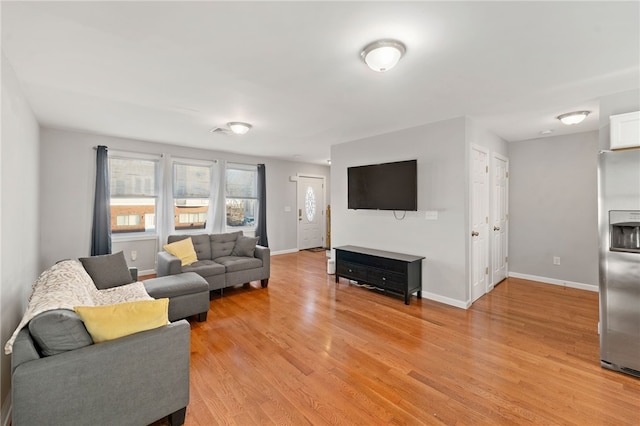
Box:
327 259 336 275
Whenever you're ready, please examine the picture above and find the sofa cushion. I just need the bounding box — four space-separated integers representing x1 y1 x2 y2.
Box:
168 234 212 261
210 231 243 259
163 238 198 266
28 309 93 356
215 256 263 273
182 260 226 277
74 299 169 343
232 235 259 257
144 272 209 299
79 251 134 290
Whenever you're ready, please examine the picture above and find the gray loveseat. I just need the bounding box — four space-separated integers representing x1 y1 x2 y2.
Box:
9 256 190 426
157 232 270 292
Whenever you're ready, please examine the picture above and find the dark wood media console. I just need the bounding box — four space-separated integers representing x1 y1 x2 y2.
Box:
334 245 425 305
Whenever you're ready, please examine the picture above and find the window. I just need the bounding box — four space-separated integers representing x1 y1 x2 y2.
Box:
226 164 257 229
116 214 140 226
178 212 207 224
173 161 211 230
109 155 158 234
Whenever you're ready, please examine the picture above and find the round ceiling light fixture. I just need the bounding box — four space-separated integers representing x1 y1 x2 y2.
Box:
557 111 590 125
361 40 406 72
227 122 252 135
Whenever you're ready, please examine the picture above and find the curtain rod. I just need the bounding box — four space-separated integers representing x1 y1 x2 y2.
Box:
93 147 261 166
93 146 224 163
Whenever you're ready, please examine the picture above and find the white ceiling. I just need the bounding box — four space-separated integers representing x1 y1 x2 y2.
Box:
2 1 639 164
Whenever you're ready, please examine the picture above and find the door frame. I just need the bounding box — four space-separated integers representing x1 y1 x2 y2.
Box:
295 173 326 250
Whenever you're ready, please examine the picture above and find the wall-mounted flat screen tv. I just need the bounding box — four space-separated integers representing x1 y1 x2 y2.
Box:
348 159 417 211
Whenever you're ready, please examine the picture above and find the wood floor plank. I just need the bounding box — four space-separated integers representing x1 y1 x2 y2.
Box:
154 250 640 426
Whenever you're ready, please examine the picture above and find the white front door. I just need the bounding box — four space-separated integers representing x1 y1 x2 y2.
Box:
470 146 489 303
491 154 509 286
297 176 325 250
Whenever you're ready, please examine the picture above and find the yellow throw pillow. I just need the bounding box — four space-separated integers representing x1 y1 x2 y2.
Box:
74 299 169 343
163 237 198 266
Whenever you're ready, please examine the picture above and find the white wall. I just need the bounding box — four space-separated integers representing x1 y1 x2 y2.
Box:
39 128 330 271
509 131 599 289
507 89 639 291
1 53 40 424
466 117 509 156
331 116 507 307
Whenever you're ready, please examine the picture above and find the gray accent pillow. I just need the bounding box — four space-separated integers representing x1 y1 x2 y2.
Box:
28 309 93 356
79 251 134 290
232 236 259 257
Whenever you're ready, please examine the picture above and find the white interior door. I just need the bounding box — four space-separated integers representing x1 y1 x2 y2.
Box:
297 176 325 250
492 154 509 286
470 146 489 303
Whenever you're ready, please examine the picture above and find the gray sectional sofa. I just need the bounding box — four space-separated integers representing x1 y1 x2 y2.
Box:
12 321 190 426
9 256 190 426
157 231 270 292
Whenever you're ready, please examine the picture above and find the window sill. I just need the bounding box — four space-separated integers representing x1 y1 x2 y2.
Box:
112 233 158 243
226 227 256 236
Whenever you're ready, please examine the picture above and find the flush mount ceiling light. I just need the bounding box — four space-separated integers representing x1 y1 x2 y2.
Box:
557 111 590 125
360 40 406 72
227 122 252 134
210 122 253 135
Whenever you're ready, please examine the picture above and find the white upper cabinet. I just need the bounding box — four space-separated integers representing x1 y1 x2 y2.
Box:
610 111 640 150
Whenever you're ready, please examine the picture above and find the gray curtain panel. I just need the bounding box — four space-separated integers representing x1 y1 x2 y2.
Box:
256 164 269 247
91 145 112 256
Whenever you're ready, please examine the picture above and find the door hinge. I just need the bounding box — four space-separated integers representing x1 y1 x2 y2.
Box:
505 256 508 263
486 216 489 223
506 171 509 178
486 166 489 173
506 213 509 220
485 267 489 275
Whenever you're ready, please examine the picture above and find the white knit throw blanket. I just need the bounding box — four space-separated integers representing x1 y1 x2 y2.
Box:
4 259 152 354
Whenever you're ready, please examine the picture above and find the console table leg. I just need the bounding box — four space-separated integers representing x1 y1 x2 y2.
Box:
404 293 410 305
335 275 339 283
417 290 422 299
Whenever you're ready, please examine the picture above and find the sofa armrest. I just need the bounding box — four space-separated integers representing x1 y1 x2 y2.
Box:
157 251 182 276
12 320 190 426
254 245 270 275
11 328 41 374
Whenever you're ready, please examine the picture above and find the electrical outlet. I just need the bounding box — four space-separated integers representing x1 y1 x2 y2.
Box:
131 250 137 261
553 256 560 265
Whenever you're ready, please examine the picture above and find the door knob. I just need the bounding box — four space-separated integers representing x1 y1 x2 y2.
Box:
471 231 479 237
493 226 501 231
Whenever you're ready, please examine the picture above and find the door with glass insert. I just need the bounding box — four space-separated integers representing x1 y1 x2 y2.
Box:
297 176 324 250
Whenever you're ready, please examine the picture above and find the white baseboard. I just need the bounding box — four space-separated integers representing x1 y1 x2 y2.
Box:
421 291 471 309
2 393 11 426
508 272 598 292
271 248 299 256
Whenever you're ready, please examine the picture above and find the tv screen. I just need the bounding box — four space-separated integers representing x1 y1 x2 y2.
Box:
348 159 417 211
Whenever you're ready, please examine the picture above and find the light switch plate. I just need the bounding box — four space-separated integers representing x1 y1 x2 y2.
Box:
425 211 438 220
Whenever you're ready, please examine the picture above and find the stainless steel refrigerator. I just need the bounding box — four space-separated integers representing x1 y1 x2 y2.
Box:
598 149 640 377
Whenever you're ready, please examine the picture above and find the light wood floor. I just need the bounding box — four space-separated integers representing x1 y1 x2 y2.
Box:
169 250 640 425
